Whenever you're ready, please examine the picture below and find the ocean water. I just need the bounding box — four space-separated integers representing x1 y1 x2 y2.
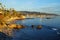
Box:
12 16 60 40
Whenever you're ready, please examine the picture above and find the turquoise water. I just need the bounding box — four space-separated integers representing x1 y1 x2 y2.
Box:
12 16 60 40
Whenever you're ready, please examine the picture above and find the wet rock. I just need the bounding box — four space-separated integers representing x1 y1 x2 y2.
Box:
31 25 34 29
36 25 42 29
0 32 12 40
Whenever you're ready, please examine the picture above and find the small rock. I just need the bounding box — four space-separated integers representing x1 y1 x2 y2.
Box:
36 25 42 29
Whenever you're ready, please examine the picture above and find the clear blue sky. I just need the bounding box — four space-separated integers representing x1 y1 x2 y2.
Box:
0 0 60 14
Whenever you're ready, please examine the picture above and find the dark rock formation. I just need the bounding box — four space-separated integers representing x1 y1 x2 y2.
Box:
0 32 12 40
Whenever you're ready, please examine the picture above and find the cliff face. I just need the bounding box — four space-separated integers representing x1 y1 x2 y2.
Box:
17 11 58 18
18 11 58 16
